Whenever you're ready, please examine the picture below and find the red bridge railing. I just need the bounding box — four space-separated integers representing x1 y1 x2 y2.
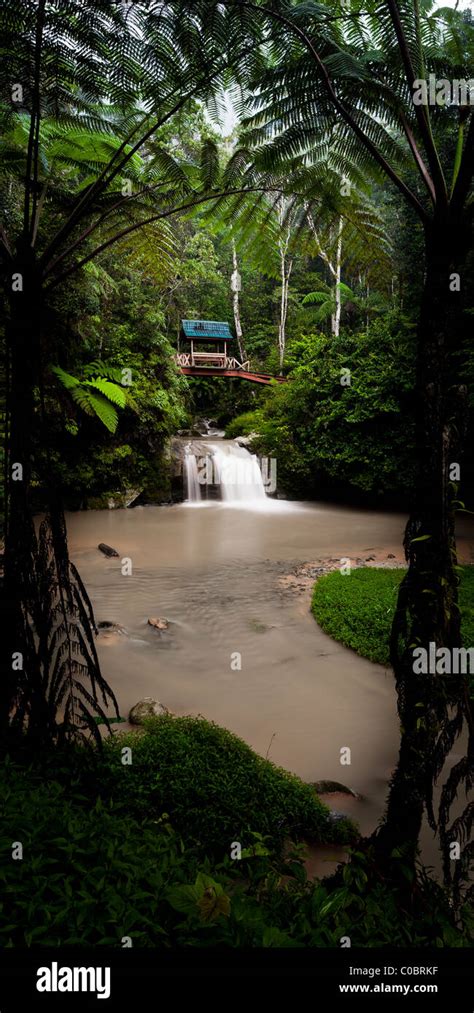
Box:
176 352 250 371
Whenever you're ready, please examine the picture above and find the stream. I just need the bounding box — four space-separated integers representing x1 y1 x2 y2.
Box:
67 439 473 877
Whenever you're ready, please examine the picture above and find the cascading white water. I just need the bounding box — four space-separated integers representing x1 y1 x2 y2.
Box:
184 449 202 502
209 442 266 503
183 440 267 504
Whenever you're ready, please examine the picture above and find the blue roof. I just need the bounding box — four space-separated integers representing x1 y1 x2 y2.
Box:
181 319 233 340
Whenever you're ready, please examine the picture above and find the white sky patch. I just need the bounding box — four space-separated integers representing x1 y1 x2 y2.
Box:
438 0 472 8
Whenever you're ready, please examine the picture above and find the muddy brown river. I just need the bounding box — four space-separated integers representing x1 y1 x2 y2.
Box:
67 491 473 876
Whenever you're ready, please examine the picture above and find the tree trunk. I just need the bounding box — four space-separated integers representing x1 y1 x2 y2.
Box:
375 213 473 884
2 246 44 739
333 216 343 338
1 246 118 748
278 250 292 372
231 240 245 363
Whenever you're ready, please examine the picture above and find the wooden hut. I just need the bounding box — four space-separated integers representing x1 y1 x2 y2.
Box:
178 319 234 369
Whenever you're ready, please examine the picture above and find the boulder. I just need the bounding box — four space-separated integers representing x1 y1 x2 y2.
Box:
129 698 170 724
310 780 361 799
328 810 349 824
194 417 211 434
98 542 119 558
97 621 128 646
148 617 169 631
97 621 127 634
106 489 142 509
124 488 142 508
235 432 259 448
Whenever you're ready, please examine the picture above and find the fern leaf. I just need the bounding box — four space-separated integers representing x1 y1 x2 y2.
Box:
86 378 127 408
302 291 331 305
200 138 220 190
86 392 119 432
51 365 80 390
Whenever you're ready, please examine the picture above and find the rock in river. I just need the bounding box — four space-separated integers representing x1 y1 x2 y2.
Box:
97 621 128 646
148 617 169 630
310 780 361 799
328 810 350 825
98 542 119 558
129 698 171 724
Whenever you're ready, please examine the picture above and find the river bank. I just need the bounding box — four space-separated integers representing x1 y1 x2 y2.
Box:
67 492 474 877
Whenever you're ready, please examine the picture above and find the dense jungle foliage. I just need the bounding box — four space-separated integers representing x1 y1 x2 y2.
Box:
10 148 471 510
2 87 472 509
1 0 473 954
2 729 472 948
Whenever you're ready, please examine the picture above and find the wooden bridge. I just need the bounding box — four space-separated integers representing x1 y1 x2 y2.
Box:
176 319 287 385
175 351 287 385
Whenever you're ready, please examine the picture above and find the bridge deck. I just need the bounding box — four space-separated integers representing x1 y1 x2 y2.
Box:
179 366 287 385
176 352 286 385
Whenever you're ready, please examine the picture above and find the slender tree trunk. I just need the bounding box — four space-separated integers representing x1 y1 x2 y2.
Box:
333 216 343 338
278 248 292 372
375 214 473 883
231 240 245 363
306 208 340 337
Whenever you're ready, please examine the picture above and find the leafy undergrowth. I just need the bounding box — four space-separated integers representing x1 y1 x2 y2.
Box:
97 715 357 852
225 410 263 440
1 757 472 947
311 566 474 672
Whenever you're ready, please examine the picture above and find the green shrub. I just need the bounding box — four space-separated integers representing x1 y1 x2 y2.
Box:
245 318 417 500
98 716 357 853
0 759 183 946
312 567 405 664
1 758 471 947
312 565 474 684
225 409 263 439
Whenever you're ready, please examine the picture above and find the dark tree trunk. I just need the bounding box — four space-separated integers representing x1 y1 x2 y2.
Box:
1 245 44 739
375 212 473 887
1 246 119 749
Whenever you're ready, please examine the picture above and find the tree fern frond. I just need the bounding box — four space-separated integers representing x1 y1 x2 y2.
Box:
200 137 220 190
50 365 80 390
302 290 331 305
82 360 123 382
80 391 119 432
85 378 127 408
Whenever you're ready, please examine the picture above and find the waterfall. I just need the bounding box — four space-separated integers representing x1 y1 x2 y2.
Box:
183 440 267 504
209 442 266 503
184 449 202 503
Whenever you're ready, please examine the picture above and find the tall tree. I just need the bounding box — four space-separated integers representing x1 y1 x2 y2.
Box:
0 0 266 745
276 195 295 370
305 211 344 337
231 238 247 363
